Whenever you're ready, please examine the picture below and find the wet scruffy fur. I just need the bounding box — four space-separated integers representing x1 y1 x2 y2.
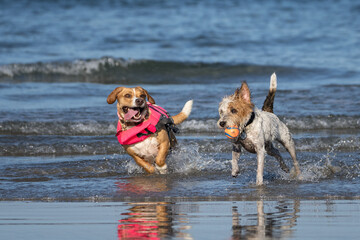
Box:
107 86 193 174
217 73 301 185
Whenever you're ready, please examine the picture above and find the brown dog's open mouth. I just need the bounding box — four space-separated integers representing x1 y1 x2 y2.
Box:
122 106 147 122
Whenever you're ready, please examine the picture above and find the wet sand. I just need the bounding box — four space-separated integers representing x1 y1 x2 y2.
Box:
1 200 359 239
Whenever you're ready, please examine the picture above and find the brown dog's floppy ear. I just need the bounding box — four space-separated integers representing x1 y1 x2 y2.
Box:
235 81 251 103
107 87 124 104
145 90 155 104
136 87 155 104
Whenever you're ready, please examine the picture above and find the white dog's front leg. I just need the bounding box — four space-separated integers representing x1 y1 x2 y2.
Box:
256 148 266 185
232 144 241 177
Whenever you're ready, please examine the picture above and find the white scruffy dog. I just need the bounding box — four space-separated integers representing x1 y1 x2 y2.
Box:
217 73 301 185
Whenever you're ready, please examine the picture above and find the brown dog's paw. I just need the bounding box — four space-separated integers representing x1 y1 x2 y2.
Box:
155 164 168 174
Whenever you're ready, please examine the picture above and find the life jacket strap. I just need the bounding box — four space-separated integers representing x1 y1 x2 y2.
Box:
136 128 153 138
150 105 179 148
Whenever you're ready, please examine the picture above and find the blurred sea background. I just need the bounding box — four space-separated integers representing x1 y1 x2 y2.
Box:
0 0 360 239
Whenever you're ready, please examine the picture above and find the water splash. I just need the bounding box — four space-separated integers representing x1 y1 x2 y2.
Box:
278 144 343 182
167 142 229 174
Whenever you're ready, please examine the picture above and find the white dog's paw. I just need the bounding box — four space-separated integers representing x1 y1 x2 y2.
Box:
290 167 303 180
155 164 168 174
232 168 240 178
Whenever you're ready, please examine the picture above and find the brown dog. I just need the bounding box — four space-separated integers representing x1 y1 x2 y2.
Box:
107 86 193 174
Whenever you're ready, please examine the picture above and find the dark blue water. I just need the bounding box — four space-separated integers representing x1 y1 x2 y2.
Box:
1 0 360 70
0 0 360 202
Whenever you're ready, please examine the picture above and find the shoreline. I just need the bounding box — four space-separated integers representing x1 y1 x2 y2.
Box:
2 195 360 203
1 199 359 240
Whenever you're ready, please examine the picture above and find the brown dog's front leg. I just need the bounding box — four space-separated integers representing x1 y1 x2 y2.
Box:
125 146 155 174
155 130 170 174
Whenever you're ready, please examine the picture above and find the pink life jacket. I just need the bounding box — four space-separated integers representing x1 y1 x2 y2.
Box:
115 103 173 145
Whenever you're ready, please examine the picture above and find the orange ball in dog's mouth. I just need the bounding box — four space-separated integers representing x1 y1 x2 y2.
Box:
224 126 240 139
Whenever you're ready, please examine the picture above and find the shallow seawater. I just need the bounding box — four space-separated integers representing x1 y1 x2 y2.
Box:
1 200 360 240
1 149 360 201
0 80 360 201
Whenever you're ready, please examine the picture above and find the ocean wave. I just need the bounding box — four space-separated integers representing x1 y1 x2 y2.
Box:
0 136 124 156
2 115 359 136
0 121 117 136
1 157 131 181
294 136 360 152
0 57 314 83
282 115 360 130
182 116 360 132
0 119 222 136
1 134 359 157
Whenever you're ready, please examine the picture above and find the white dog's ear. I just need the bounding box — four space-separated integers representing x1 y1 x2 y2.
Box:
107 87 124 104
235 81 251 103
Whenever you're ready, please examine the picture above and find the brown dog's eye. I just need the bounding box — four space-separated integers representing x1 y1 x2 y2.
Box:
140 94 146 99
125 94 131 98
231 108 237 114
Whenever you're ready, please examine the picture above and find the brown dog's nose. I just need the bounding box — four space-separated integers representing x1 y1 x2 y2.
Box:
135 98 144 106
219 121 226 127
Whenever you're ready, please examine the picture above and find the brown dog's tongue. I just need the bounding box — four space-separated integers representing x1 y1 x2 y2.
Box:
124 108 139 121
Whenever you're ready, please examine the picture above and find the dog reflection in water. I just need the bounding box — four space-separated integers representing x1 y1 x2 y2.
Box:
116 176 169 194
118 202 192 240
231 200 299 239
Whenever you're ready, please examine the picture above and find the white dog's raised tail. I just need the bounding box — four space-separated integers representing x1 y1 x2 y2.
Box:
270 72 277 92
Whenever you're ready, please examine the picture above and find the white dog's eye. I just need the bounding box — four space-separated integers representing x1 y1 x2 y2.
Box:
231 108 237 114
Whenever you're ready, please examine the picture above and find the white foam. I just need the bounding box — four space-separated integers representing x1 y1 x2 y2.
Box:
0 57 138 77
167 143 229 174
178 119 220 133
283 116 360 130
125 159 143 174
278 149 341 182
